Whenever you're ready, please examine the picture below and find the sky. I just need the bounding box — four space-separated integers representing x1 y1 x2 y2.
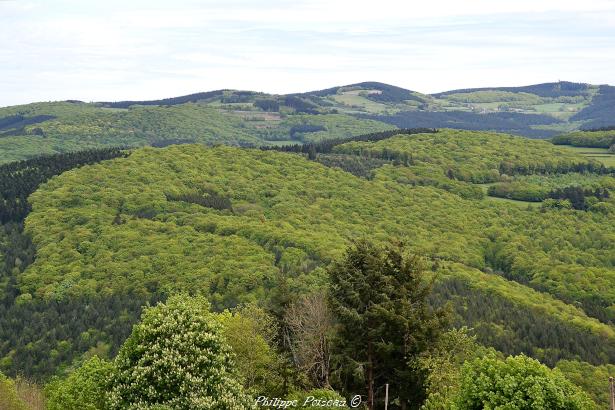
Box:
1 0 615 106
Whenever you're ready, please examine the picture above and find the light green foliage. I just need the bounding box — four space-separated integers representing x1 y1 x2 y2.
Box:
217 305 284 396
45 356 113 410
0 371 28 410
455 355 595 409
19 141 615 348
506 172 614 191
556 360 615 408
107 295 253 410
335 129 596 182
418 328 496 410
287 389 349 409
541 198 573 210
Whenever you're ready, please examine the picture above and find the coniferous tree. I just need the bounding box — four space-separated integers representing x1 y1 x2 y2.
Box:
328 240 448 410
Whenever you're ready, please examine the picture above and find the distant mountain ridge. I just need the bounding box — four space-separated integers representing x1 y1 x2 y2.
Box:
1 80 614 163
95 80 603 107
431 81 594 98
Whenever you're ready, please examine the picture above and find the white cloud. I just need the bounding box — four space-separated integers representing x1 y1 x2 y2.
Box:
1 0 615 105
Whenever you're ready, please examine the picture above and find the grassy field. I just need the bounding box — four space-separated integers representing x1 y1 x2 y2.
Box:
262 139 299 146
560 146 610 154
478 183 540 208
330 91 392 114
485 195 541 208
560 145 615 166
586 154 615 167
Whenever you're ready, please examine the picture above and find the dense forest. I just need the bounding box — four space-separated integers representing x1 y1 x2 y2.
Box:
0 128 613 408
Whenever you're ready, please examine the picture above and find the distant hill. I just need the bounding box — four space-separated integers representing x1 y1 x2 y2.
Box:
1 80 614 163
432 81 593 98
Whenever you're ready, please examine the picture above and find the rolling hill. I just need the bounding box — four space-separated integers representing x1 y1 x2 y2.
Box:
1 81 615 164
0 129 614 406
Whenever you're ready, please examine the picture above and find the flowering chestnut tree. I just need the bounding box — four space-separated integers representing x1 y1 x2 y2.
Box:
107 295 253 410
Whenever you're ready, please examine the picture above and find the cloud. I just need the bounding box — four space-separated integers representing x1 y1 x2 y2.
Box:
1 0 614 105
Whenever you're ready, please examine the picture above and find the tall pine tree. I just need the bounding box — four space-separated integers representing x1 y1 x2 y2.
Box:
328 240 448 410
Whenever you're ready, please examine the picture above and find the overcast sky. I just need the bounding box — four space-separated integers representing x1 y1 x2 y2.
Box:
1 0 615 106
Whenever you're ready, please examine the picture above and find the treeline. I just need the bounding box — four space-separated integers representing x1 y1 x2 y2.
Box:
548 186 610 210
0 148 127 223
294 81 421 101
251 95 324 114
552 130 615 148
313 154 391 179
0 115 56 132
498 159 607 177
583 125 615 132
261 128 436 155
99 90 228 108
220 91 260 104
0 222 34 301
330 129 606 181
166 188 233 212
289 124 326 139
488 184 611 208
254 98 280 112
283 96 320 114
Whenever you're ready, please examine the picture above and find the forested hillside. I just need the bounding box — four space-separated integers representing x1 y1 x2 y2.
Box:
0 100 393 164
1 129 614 407
1 81 615 164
